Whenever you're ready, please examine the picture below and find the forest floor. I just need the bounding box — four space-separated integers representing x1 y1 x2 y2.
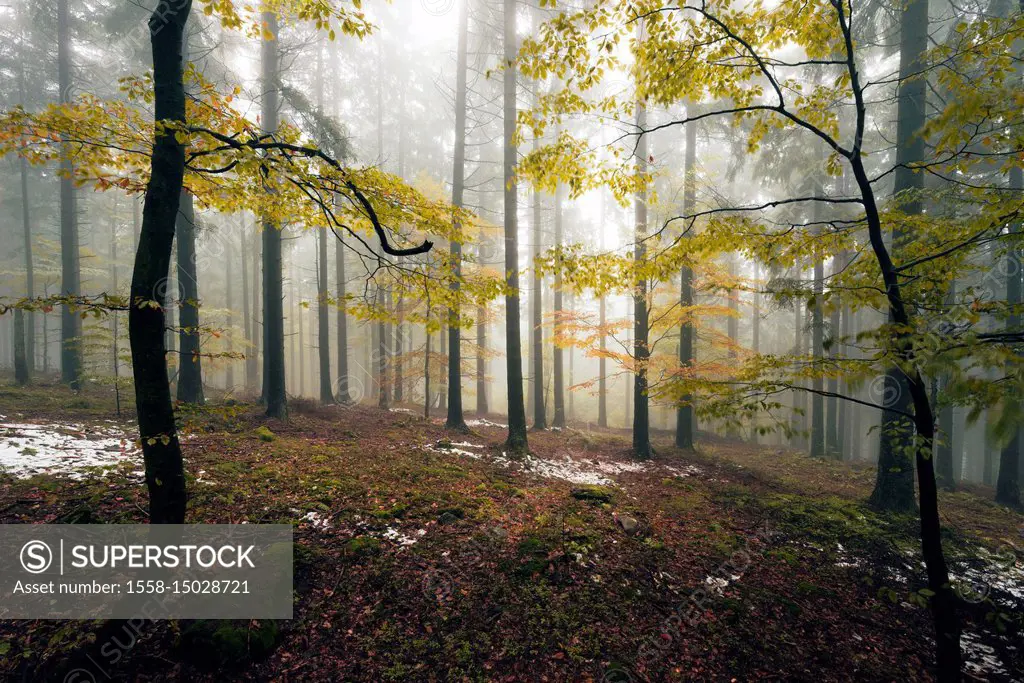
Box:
0 380 1022 682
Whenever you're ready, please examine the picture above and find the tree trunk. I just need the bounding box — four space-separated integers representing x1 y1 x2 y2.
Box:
13 311 28 386
996 164 1021 506
476 231 489 415
176 188 204 404
131 0 192 524
318 226 333 404
261 9 286 419
58 0 81 390
18 56 34 379
811 229 825 458
552 181 566 428
675 115 696 450
530 157 545 428
335 231 352 403
446 0 470 431
226 232 235 390
503 0 528 454
632 86 652 459
240 222 257 391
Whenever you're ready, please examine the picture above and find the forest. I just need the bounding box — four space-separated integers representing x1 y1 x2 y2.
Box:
0 0 1022 680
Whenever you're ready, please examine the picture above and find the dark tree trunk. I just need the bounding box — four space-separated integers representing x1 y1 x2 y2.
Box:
936 280 957 489
176 188 204 404
503 0 528 454
240 224 257 391
335 231 352 403
530 170 545 428
18 58 34 378
13 310 28 386
318 226 334 404
224 229 234 389
632 93 652 459
997 166 1022 507
811 231 825 458
552 181 566 428
476 231 489 415
261 10 286 419
446 0 469 431
130 0 192 524
675 116 696 450
826 280 840 456
377 286 389 409
58 0 81 390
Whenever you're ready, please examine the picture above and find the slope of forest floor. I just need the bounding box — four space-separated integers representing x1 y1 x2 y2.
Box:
0 380 1021 682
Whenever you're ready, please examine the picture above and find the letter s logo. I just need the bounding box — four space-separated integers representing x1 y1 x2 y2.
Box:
20 540 53 574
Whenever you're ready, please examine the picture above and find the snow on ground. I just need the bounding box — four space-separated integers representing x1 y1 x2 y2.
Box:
465 418 507 429
0 420 140 479
962 630 1010 678
424 439 704 486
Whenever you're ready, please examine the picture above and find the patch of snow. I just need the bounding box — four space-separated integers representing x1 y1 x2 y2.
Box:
466 418 507 429
0 421 140 479
383 526 425 547
302 511 332 530
427 440 704 487
962 630 1008 678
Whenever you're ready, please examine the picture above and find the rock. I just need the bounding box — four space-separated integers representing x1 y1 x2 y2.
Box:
616 513 640 535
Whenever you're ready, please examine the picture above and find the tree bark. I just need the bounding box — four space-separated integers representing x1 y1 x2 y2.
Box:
675 115 696 449
503 0 529 454
130 0 192 524
58 0 81 390
317 226 334 404
176 188 204 404
18 58 34 379
996 166 1022 507
446 0 470 431
632 83 652 459
261 9 287 419
552 182 566 428
811 226 825 458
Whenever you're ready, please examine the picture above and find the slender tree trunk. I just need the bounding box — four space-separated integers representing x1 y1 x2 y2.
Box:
335 231 352 403
131 0 192 524
58 0 81 390
936 281 956 489
446 0 470 431
377 287 389 408
476 232 489 415
996 164 1022 506
552 182 566 428
240 222 257 391
675 115 697 449
811 229 825 457
317 227 333 403
261 9 286 419
826 281 840 456
598 195 608 429
18 58 34 378
503 0 528 454
176 188 204 404
632 84 652 459
13 311 28 386
226 235 235 390
530 158 545 428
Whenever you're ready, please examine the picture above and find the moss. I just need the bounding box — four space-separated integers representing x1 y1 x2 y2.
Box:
570 485 616 504
346 536 382 556
254 425 275 442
